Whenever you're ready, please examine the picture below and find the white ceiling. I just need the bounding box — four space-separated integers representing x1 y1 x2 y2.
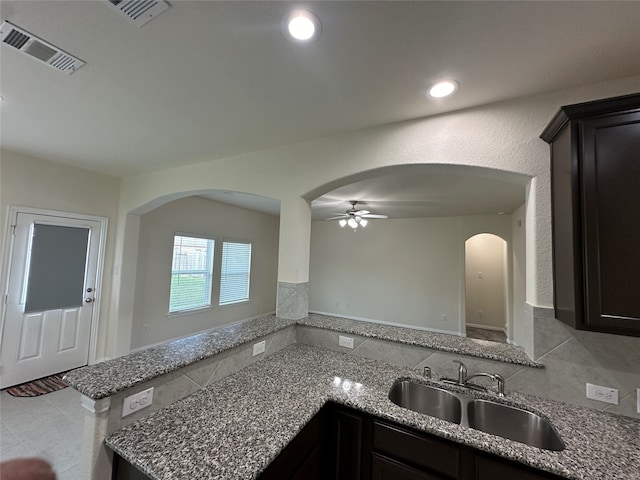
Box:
2 1 639 219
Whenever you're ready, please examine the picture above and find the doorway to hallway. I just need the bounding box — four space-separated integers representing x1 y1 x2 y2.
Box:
464 233 507 344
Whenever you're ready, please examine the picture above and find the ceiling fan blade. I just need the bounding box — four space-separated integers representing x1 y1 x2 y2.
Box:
353 210 370 215
361 214 388 219
325 215 349 220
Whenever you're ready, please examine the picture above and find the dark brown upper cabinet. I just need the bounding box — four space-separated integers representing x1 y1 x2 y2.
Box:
541 93 640 337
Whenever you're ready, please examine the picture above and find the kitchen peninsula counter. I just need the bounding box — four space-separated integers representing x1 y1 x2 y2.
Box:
64 313 538 400
106 344 640 480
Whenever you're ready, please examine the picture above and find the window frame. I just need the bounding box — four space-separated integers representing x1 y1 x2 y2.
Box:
168 233 216 315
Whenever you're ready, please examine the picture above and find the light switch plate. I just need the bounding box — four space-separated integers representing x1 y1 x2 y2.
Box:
338 335 354 349
252 340 266 356
586 383 618 405
122 387 154 417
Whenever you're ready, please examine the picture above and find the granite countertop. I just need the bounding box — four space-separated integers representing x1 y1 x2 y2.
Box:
65 313 539 399
302 313 540 367
106 344 640 480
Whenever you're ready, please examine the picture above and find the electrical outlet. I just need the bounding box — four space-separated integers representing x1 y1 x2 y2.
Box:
252 340 266 356
122 387 154 417
441 314 448 322
143 324 149 333
586 383 618 405
338 335 354 349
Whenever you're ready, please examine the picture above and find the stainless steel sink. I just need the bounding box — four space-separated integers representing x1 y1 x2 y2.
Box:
467 399 565 451
388 380 462 424
388 380 565 451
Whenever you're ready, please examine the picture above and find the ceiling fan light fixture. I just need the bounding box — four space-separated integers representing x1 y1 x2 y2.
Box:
327 200 387 230
428 80 459 98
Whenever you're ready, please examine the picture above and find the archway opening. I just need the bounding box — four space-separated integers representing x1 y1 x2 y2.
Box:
464 233 508 343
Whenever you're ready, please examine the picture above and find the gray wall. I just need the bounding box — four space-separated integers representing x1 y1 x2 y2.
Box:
131 196 279 348
309 214 513 335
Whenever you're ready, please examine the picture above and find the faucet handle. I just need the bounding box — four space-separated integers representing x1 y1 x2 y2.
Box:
452 360 467 383
493 373 506 397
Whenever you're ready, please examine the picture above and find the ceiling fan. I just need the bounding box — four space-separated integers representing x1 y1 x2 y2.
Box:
325 201 388 229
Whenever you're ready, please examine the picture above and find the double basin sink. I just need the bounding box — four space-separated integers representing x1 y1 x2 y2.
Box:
389 379 565 451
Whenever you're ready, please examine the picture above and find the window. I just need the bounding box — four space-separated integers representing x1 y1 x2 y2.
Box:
169 235 215 313
219 241 252 305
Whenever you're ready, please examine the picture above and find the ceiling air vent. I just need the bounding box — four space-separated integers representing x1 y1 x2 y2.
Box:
0 21 85 74
107 0 169 27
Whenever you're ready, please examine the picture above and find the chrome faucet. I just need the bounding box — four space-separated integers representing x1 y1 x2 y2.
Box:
464 372 505 397
440 360 506 397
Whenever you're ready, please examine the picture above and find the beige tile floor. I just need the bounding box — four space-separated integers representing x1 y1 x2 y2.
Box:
0 387 84 479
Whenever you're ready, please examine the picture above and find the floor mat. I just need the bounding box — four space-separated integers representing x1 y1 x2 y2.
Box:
4 372 69 397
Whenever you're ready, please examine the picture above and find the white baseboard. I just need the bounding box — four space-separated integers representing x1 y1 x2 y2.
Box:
466 323 506 332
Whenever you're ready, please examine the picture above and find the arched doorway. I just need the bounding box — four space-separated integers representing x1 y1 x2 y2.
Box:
464 233 508 343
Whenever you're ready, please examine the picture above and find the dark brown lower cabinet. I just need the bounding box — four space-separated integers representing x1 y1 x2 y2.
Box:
258 406 326 480
474 454 565 480
113 402 567 480
326 404 365 479
372 453 447 480
112 454 152 480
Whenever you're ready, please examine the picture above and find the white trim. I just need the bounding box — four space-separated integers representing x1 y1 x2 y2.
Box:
466 322 507 332
308 310 462 336
1 205 108 366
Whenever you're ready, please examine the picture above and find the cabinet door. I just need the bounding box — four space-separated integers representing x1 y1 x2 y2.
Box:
372 421 459 479
581 110 640 335
258 407 324 480
112 454 152 480
372 453 448 480
327 405 363 480
475 454 565 480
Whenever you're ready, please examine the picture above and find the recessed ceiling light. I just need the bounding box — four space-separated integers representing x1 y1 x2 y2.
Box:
428 80 459 98
283 10 321 42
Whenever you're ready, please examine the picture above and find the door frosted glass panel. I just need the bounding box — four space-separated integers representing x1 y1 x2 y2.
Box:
24 224 89 313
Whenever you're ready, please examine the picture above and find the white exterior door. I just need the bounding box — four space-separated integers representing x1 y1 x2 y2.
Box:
1 211 105 388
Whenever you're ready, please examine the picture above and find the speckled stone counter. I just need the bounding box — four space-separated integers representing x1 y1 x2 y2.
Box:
65 313 538 399
64 315 297 399
107 344 640 480
302 313 541 367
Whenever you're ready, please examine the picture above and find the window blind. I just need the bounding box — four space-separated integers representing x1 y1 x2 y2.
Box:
219 241 251 305
169 235 214 313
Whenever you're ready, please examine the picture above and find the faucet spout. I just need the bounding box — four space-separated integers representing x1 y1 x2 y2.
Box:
439 360 506 397
465 372 505 397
